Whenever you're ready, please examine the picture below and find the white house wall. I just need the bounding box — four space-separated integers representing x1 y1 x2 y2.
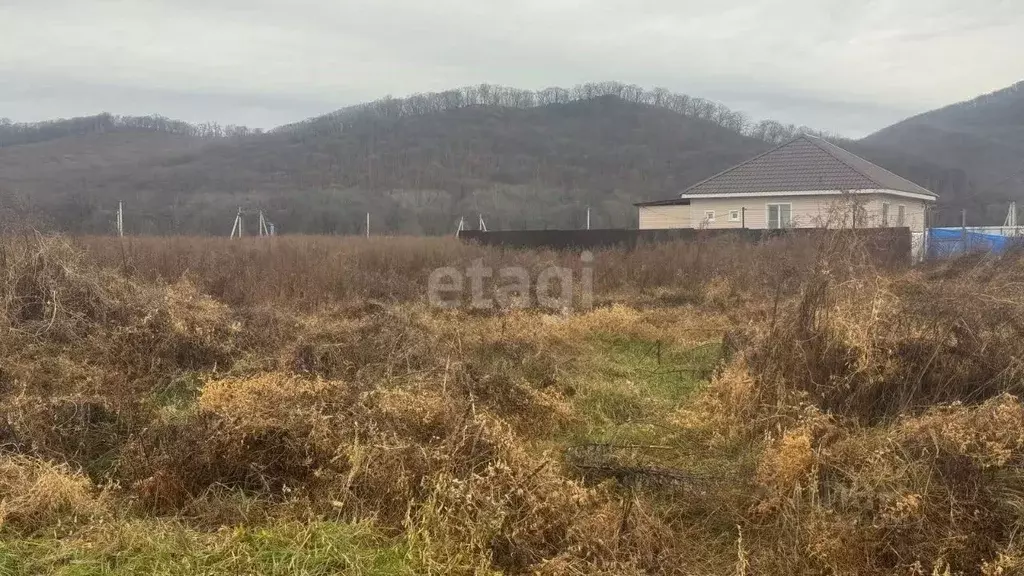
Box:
856 193 929 233
682 191 930 233
637 205 691 229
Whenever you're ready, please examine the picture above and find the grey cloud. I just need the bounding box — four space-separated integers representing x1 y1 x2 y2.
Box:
1 74 346 128
1 0 1022 134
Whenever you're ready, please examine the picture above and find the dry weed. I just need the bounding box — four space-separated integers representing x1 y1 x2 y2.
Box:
0 455 107 534
8 230 1017 574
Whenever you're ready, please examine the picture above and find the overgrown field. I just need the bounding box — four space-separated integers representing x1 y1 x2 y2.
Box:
3 233 1024 574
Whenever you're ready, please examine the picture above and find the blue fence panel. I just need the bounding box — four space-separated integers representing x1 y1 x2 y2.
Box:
927 228 1020 258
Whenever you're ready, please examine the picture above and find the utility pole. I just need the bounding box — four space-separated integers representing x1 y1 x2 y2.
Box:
230 207 243 239
1004 202 1018 229
256 210 275 237
741 207 746 229
586 206 591 230
116 201 123 237
366 212 370 238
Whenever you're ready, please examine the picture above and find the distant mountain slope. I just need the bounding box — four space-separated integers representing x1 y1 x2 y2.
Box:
7 81 1022 234
0 129 216 232
0 131 206 182
186 95 769 204
861 82 1024 224
868 82 1024 150
2 95 772 235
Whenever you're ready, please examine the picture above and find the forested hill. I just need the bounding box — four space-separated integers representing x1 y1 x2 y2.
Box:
275 82 818 144
2 81 1022 234
861 81 1024 225
1 84 787 235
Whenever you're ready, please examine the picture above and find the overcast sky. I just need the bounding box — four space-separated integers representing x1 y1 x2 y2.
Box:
1 0 1021 137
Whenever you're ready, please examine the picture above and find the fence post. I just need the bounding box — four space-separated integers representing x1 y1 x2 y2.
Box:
961 209 967 253
741 207 746 229
922 206 930 261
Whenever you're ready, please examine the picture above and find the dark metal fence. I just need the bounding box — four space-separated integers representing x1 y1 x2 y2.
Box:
459 227 912 266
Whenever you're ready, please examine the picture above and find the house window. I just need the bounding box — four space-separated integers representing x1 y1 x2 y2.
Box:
704 210 716 223
882 203 890 226
897 205 906 226
766 203 791 229
729 210 741 222
854 205 868 228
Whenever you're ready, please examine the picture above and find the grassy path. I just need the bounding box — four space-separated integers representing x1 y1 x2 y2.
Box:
0 521 411 576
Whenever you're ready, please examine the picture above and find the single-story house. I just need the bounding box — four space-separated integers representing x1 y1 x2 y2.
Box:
636 135 937 233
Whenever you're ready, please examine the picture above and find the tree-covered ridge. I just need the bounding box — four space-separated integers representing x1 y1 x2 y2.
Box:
278 81 831 145
0 113 264 148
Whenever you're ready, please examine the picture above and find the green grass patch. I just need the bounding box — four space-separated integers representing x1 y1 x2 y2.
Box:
0 520 412 576
577 386 647 425
566 334 722 445
560 333 755 509
590 334 721 406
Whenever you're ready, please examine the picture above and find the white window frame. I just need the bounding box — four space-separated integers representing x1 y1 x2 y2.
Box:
703 210 716 223
897 205 906 226
766 203 792 230
881 202 890 227
729 209 740 222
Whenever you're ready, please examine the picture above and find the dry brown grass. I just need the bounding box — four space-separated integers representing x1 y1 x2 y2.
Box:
7 230 1022 574
70 232 854 310
668 241 1024 574
725 394 1024 574
0 455 107 534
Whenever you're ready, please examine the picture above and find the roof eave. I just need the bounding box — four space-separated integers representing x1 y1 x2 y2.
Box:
634 199 692 207
679 189 938 202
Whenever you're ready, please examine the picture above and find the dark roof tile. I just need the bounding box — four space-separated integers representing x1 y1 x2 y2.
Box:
680 135 937 197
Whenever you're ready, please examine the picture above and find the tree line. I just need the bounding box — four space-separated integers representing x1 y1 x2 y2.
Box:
277 81 832 145
2 82 832 150
0 113 264 148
